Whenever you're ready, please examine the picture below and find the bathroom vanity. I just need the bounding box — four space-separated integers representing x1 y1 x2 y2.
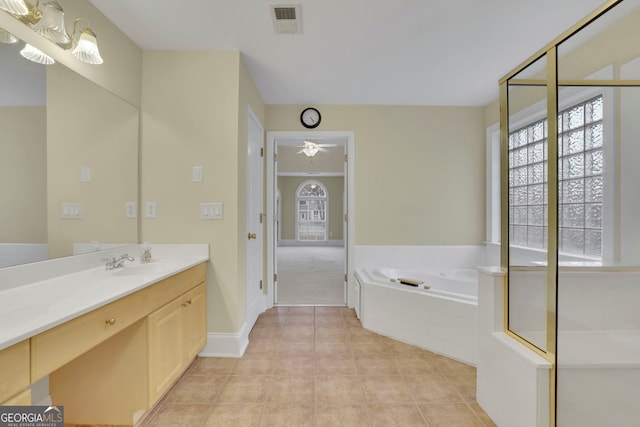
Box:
0 244 208 426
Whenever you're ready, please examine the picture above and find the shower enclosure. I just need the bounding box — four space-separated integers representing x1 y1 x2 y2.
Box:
501 0 640 425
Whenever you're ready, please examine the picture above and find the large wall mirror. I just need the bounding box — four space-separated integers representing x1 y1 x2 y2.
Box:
0 35 139 268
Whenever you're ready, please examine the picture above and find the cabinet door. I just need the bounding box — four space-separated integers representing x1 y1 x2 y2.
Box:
182 283 207 364
147 298 183 405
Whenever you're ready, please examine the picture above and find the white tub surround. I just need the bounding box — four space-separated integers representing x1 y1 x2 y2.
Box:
0 244 209 351
476 267 551 427
354 245 486 271
356 267 478 365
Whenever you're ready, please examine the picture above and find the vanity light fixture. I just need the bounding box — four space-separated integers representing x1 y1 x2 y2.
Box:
19 42 54 64
1 0 104 65
69 18 102 65
0 0 29 15
32 1 69 45
0 27 18 43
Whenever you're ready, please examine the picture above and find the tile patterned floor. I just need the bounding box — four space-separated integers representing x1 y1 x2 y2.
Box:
141 306 496 427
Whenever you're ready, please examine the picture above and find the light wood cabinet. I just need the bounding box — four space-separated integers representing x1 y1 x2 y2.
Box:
45 263 206 426
49 319 148 425
1 389 31 406
0 340 30 404
147 282 206 404
31 288 150 382
183 283 207 362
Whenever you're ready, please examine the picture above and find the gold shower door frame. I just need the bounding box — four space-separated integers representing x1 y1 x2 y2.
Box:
499 0 640 425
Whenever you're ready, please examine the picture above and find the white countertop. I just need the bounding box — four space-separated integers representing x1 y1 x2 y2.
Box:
0 244 209 351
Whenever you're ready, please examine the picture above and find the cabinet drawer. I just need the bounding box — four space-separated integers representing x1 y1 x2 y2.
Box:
148 263 206 312
0 341 29 403
31 289 149 382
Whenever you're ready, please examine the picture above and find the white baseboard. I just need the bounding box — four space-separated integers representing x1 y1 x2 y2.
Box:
198 323 249 358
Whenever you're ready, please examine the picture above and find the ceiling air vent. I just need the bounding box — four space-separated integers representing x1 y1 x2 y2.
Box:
269 4 302 34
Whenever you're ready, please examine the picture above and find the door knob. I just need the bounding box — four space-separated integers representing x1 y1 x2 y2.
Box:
248 233 257 240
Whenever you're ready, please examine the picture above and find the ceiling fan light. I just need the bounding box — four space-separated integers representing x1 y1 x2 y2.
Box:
302 146 319 156
71 27 103 64
0 0 29 15
0 27 18 44
20 43 55 64
33 1 70 45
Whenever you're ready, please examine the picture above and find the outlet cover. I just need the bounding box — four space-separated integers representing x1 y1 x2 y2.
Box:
145 201 157 218
193 166 203 182
125 201 137 218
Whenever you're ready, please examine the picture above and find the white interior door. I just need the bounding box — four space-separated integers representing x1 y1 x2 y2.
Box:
273 144 279 304
343 149 348 304
246 108 265 329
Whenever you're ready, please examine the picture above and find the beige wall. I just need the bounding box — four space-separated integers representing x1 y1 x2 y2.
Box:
46 65 139 258
0 107 47 243
278 177 344 241
141 51 265 333
267 105 486 245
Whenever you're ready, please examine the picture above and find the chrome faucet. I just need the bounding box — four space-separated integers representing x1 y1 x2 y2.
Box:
105 254 135 270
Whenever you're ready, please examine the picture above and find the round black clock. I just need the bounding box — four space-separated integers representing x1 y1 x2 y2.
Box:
300 107 321 129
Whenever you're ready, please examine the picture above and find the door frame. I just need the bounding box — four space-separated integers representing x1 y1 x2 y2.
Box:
266 131 355 308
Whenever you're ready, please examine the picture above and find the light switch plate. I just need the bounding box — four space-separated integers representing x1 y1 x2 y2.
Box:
200 202 223 220
61 202 83 219
145 201 157 218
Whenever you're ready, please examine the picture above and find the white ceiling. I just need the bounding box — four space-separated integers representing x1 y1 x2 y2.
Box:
89 0 609 107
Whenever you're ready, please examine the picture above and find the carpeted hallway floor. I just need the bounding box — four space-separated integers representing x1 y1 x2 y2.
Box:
276 246 345 305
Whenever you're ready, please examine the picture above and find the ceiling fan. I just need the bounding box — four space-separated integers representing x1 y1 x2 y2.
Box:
296 140 338 157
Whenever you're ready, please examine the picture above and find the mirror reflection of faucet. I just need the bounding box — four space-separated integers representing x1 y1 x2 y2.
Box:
104 254 135 270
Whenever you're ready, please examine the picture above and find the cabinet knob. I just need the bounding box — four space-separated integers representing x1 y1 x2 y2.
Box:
105 317 116 326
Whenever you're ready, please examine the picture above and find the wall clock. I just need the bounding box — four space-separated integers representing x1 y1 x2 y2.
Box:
300 107 321 129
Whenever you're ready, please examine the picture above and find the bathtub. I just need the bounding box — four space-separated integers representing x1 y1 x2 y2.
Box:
355 267 478 364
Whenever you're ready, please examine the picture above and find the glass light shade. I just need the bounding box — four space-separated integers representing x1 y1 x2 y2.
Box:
32 2 70 45
20 43 55 64
0 0 29 15
71 28 103 64
0 27 18 44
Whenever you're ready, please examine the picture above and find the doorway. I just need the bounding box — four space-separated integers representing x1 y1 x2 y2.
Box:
266 131 355 307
